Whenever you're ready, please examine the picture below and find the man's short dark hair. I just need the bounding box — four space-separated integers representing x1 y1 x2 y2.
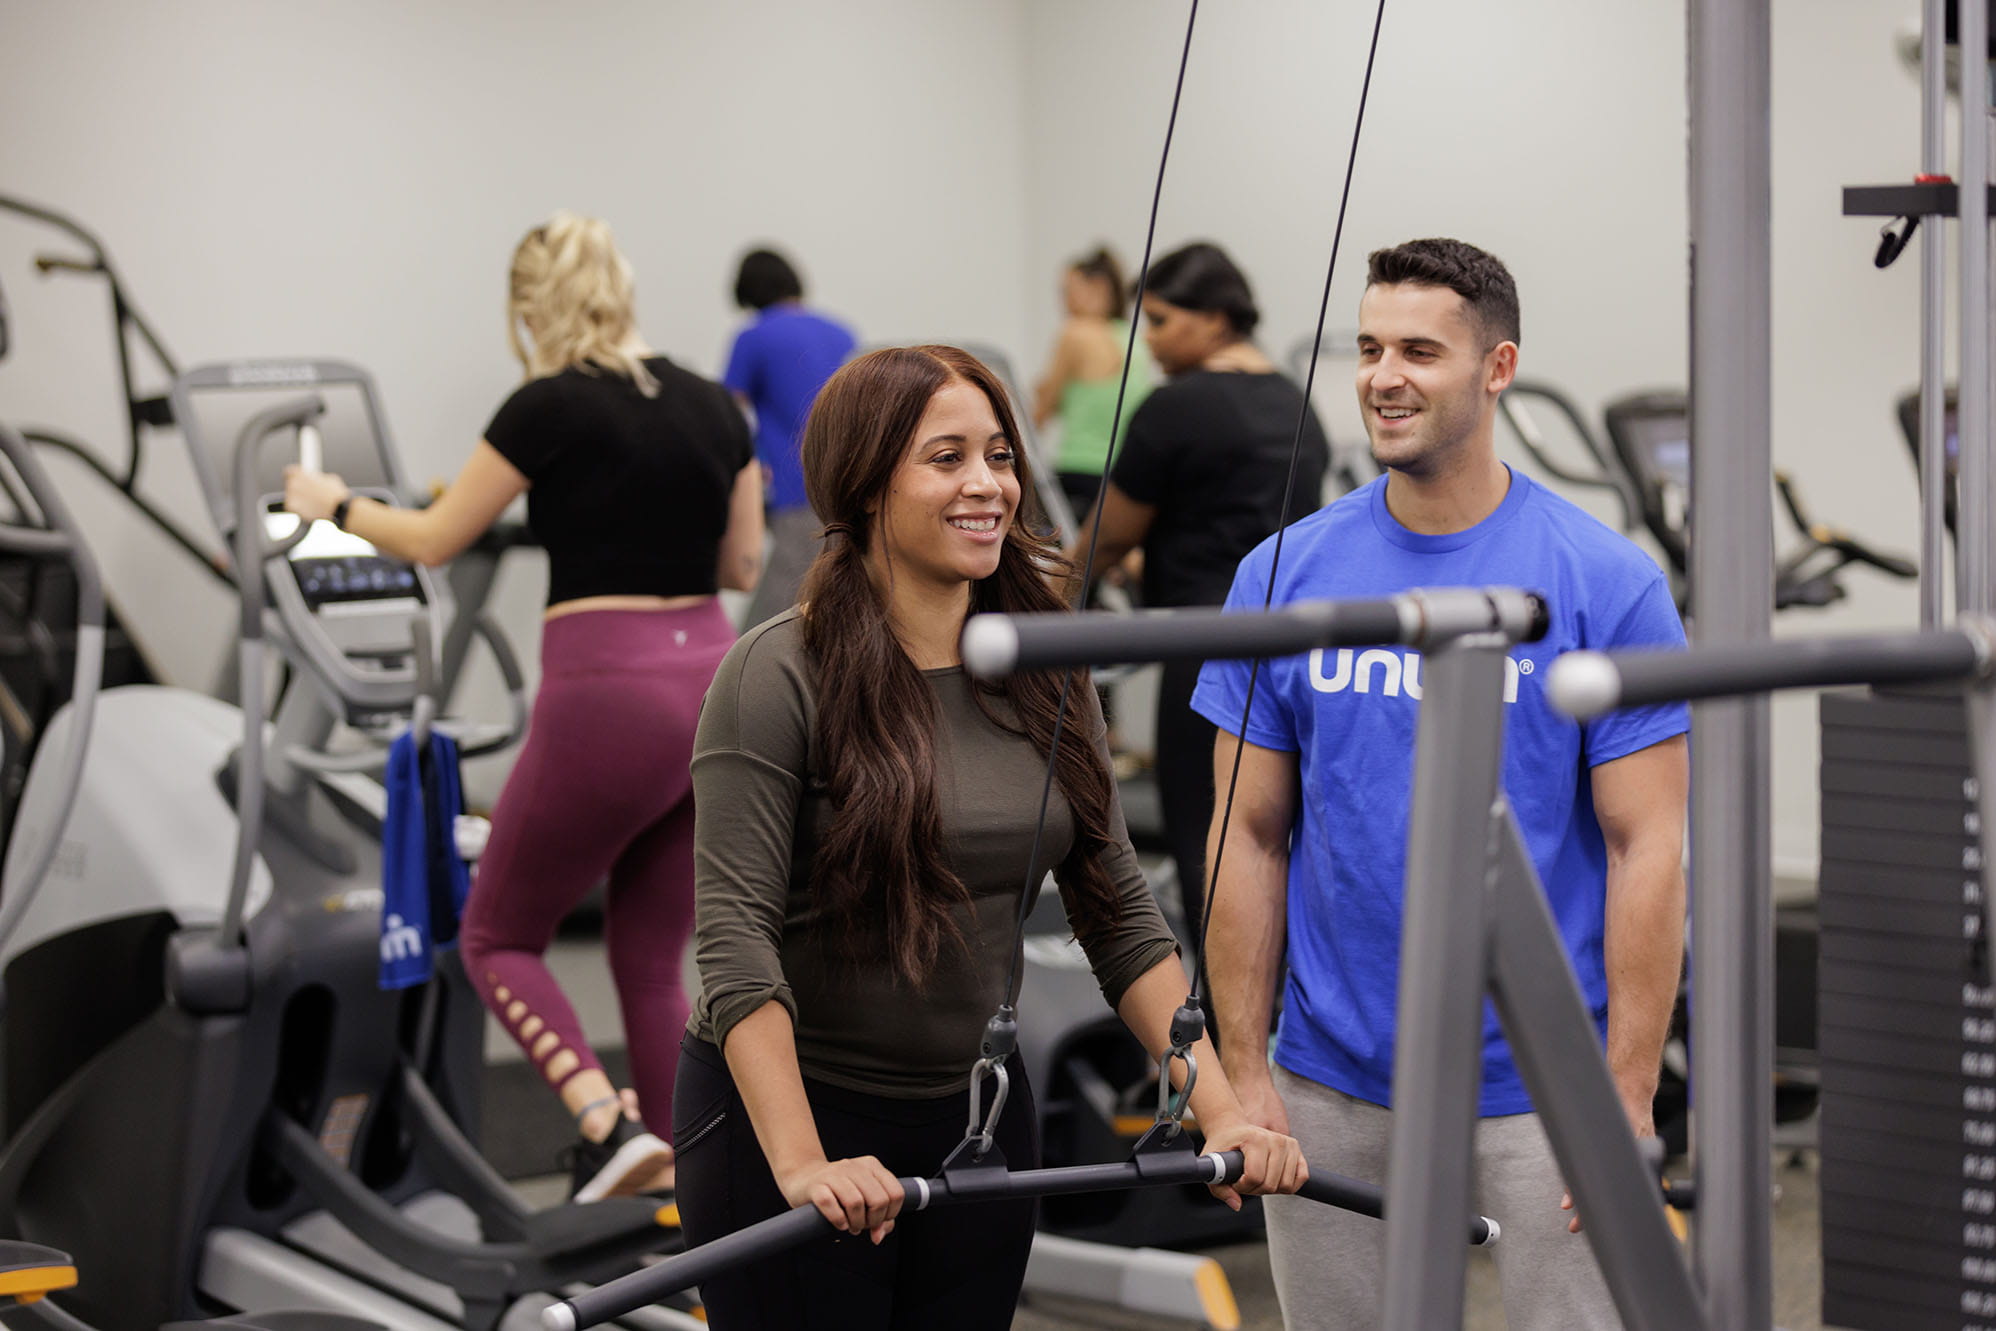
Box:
734 248 805 311
1365 238 1520 349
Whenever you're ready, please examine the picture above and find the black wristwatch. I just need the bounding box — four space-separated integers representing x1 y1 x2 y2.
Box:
331 495 354 530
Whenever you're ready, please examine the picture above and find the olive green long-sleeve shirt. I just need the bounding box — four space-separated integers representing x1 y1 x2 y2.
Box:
688 610 1179 1098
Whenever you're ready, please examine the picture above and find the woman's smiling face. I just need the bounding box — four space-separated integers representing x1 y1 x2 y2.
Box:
868 376 1021 591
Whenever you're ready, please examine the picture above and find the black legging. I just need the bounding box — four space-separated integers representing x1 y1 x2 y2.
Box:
1155 656 1217 939
673 1035 1040 1331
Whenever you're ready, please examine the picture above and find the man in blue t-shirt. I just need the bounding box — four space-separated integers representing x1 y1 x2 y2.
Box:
723 248 857 628
1195 238 1689 1330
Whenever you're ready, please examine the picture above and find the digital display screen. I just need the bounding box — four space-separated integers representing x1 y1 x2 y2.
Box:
1650 437 1690 489
1620 411 1690 490
263 513 421 607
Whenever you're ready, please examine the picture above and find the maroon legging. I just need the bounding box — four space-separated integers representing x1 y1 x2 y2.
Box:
459 601 734 1140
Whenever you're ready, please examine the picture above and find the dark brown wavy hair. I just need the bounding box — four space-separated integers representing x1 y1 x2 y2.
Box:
798 345 1123 987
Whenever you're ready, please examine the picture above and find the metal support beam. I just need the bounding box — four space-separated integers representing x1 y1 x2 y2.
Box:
1686 0 1773 1326
1964 0 1995 614
1488 815 1709 1331
1924 0 1951 627
1380 637 1507 1328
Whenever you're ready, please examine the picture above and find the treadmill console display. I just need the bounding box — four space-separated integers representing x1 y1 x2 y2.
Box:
1625 415 1690 491
264 513 421 607
1650 435 1689 490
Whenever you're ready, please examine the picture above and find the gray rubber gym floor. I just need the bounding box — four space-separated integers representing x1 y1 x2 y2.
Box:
497 938 1830 1330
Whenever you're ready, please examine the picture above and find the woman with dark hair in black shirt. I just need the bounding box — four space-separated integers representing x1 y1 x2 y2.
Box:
1063 241 1330 936
284 211 763 1202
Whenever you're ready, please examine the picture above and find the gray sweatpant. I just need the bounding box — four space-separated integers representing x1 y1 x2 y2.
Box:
741 504 823 631
1265 1066 1625 1330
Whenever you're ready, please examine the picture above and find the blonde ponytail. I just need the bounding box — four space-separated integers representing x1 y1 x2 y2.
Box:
507 212 659 396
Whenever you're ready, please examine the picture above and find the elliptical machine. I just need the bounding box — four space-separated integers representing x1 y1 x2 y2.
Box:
0 361 698 1331
1600 389 1918 611
0 416 377 1331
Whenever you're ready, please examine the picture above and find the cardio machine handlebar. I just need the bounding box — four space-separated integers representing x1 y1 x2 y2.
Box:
227 395 525 768
1546 625 1994 719
0 422 107 959
961 588 1549 680
541 1150 1498 1330
1774 471 1919 581
218 396 330 949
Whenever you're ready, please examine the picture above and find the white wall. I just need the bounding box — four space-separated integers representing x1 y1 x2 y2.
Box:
0 0 1034 795
1022 0 1933 879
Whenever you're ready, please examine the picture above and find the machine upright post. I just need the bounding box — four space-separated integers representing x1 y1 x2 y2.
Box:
1962 0 1993 615
1379 637 1508 1329
1923 0 1951 628
1686 1 1774 1327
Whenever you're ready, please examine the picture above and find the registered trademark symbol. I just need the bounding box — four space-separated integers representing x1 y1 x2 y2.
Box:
1518 659 1535 674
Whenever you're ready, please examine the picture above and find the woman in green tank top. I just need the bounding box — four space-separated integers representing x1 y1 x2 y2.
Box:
1032 246 1151 524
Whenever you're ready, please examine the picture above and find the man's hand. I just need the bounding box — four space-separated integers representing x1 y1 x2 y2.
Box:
1226 1063 1291 1138
1560 1088 1657 1234
1615 1074 1658 1143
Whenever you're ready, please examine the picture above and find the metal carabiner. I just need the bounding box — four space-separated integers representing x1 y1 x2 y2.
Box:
964 1055 1011 1158
1154 1046 1198 1139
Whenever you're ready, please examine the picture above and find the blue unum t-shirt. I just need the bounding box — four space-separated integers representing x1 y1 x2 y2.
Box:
723 305 857 511
1192 468 1689 1116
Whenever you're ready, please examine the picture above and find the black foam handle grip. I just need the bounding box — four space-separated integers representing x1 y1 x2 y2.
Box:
1295 1171 1496 1246
551 1203 825 1328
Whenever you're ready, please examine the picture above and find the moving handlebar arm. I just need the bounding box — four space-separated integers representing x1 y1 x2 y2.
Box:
961 586 1551 679
1546 623 1995 718
1547 620 1996 983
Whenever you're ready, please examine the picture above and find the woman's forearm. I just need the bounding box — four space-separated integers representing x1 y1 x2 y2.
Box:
1114 956 1248 1135
340 495 448 567
720 1000 829 1188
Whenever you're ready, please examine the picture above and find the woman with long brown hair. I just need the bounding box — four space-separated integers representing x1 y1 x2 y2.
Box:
674 345 1305 1328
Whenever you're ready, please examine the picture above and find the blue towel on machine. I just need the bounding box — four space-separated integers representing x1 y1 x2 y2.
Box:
380 729 471 990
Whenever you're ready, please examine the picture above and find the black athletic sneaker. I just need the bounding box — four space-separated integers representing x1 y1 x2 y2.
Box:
565 1114 672 1203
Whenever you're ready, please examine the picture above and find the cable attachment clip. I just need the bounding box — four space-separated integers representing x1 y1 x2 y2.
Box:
980 1005 1019 1062
957 1005 1019 1158
1154 999 1205 1138
963 1056 1011 1159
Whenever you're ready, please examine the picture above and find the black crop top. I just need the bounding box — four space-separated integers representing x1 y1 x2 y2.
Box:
484 356 753 606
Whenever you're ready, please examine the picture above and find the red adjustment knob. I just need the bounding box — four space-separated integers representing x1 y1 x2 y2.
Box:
1916 173 1955 184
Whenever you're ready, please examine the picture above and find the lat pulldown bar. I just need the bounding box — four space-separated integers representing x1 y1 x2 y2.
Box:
542 1150 1497 1330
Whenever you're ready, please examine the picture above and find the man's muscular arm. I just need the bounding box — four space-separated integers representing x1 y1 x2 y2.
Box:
1592 734 1689 1137
1206 730 1301 1134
